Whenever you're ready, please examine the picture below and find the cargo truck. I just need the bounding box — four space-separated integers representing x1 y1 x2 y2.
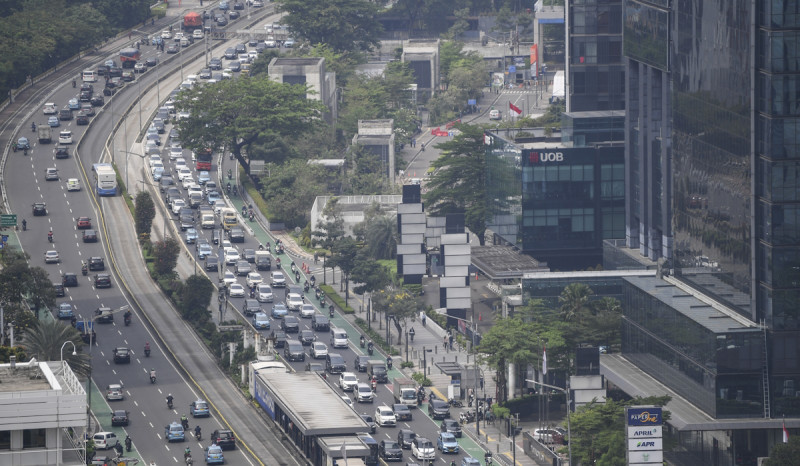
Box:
183 12 203 31
392 377 418 407
37 126 51 144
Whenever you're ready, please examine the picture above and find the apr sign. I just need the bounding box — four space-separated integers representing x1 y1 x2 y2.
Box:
628 438 663 451
627 407 662 426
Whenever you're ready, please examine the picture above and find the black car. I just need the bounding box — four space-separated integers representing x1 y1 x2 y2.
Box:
32 202 47 216
204 255 219 271
113 347 131 364
145 57 158 67
90 95 105 106
355 355 370 372
108 67 122 77
209 58 223 70
244 299 261 316
215 16 228 26
94 274 112 288
326 353 346 374
55 146 69 158
428 399 450 420
228 227 245 243
80 83 93 93
270 329 287 348
228 60 241 72
394 404 412 421
54 283 65 297
76 113 89 125
235 43 247 54
229 10 240 19
89 257 105 271
82 229 98 243
233 1 244 9
299 330 315 345
379 440 403 462
281 315 300 332
160 176 174 192
283 341 305 361
441 419 462 437
312 314 330 331
360 414 377 434
210 429 236 450
397 429 416 449
243 248 256 263
102 86 117 97
80 90 92 102
95 307 113 323
62 273 78 287
111 410 129 426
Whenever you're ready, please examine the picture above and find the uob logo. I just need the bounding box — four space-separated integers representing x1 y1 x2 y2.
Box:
529 152 564 163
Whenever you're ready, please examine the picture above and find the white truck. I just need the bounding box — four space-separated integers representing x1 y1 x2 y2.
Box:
37 126 51 144
201 212 215 229
392 377 417 407
255 251 272 271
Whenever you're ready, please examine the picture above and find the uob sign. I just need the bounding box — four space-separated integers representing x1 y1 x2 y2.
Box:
529 151 564 163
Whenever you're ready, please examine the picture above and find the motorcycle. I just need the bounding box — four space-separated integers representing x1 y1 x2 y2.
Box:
290 262 296 272
315 289 321 300
181 417 189 430
304 282 310 293
48 232 53 243
150 375 156 384
249 287 256 298
232 186 238 196
295 271 300 282
31 122 37 131
227 169 232 180
329 305 334 318
81 265 88 276
21 220 26 231
386 357 392 370
226 183 231 194
167 397 173 409
125 437 132 452
448 397 463 408
460 410 476 424
360 336 365 348
144 347 151 357
195 427 202 441
124 315 131 326
309 275 316 286
367 342 374 356
249 212 254 222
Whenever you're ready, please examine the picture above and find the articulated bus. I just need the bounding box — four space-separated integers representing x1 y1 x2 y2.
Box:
93 163 118 196
195 148 212 171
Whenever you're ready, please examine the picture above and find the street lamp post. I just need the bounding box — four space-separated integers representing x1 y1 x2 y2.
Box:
446 314 481 435
526 378 572 466
60 341 77 363
58 342 75 466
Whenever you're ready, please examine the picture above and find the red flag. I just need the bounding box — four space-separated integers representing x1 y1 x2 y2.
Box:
509 102 522 115
784 419 790 443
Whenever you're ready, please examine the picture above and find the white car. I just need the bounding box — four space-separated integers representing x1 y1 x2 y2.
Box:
187 184 203 198
151 161 164 173
489 109 501 120
44 250 60 264
341 395 354 408
170 146 183 160
182 176 196 189
310 342 328 359
374 406 397 427
246 272 263 288
224 247 240 265
192 29 204 39
161 30 172 39
148 154 163 168
339 372 358 391
412 438 435 461
228 283 245 297
300 303 315 318
58 131 73 144
174 32 185 41
175 157 187 171
43 102 57 114
171 199 186 214
66 178 81 191
223 270 237 286
256 284 273 303
286 293 303 311
177 167 192 181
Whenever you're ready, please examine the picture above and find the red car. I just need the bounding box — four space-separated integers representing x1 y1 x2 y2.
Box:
77 217 92 229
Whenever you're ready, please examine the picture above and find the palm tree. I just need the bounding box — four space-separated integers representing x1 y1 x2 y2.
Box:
20 319 90 378
364 214 397 260
558 283 594 322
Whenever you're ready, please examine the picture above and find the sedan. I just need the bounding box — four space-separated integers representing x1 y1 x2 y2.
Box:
111 410 129 426
300 303 315 318
134 62 146 73
184 227 198 244
77 217 92 229
339 372 358 391
106 384 124 401
374 406 397 427
271 303 288 319
68 98 80 110
58 130 73 144
205 444 225 464
56 303 74 319
228 283 245 297
196 241 213 259
190 400 210 417
436 432 459 454
379 440 403 462
252 312 270 330
44 250 60 264
56 146 69 158
167 44 179 54
393 403 412 421
94 274 112 288
82 229 98 243
298 329 315 345
48 116 60 127
246 272 263 288
256 284 273 303
441 418 462 437
354 355 370 372
428 399 450 420
411 438 435 461
281 315 300 332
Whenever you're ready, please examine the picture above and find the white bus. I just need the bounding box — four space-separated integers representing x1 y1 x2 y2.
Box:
93 163 117 196
82 69 97 82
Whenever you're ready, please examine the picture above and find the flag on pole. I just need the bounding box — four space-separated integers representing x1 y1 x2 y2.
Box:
509 102 522 115
783 418 789 443
542 344 547 375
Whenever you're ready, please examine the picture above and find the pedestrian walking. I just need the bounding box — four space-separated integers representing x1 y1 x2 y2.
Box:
449 333 454 349
411 138 416 148
128 32 132 40
443 336 448 351
420 311 426 327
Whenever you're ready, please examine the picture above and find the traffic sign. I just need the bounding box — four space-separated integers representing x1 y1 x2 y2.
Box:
0 214 17 227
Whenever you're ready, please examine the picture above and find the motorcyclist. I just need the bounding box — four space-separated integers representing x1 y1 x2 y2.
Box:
31 122 36 131
371 376 377 392
124 435 132 452
184 447 191 459
181 414 189 429
48 230 53 242
72 79 76 88
386 356 393 370
166 393 174 408
226 182 231 193
21 219 26 231
124 310 132 322
360 335 365 348
81 261 88 275
144 342 151 356
149 369 156 382
194 425 201 439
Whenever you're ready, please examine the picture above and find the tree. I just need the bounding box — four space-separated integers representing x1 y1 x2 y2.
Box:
423 124 488 244
152 237 181 278
276 0 383 53
476 317 539 402
175 77 326 170
312 197 345 250
180 274 214 323
20 319 90 378
558 282 594 322
364 215 398 260
135 191 155 241
257 159 329 228
372 287 420 344
764 436 800 466
351 253 392 296
329 237 359 306
570 396 671 466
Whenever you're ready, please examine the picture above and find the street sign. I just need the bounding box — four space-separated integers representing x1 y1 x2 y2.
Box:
0 214 17 227
508 65 517 73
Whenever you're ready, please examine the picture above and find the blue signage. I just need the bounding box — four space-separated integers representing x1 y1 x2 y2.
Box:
508 65 516 73
468 99 476 106
627 407 662 426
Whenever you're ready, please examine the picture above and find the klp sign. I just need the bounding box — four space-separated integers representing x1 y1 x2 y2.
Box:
528 151 564 164
628 438 663 451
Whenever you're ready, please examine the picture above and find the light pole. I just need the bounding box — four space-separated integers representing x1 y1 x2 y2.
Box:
155 52 162 103
60 341 77 363
526 378 572 466
58 342 75 466
119 150 145 192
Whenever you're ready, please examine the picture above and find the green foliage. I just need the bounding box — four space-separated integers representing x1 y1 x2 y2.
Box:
257 159 329 228
351 255 392 295
0 250 56 316
569 396 671 466
363 215 398 260
411 371 432 386
764 436 800 466
312 197 345 249
0 346 28 363
180 274 214 323
423 124 488 244
343 145 395 195
134 191 156 241
400 361 414 369
20 319 90 378
476 317 540 402
353 318 399 355
152 237 181 277
517 101 565 130
276 0 383 53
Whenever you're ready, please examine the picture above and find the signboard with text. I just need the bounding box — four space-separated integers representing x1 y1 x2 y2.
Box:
626 406 663 464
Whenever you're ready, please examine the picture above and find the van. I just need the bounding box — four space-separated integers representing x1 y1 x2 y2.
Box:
367 360 388 383
240 63 251 76
93 432 117 450
330 328 348 349
212 229 222 245
82 69 97 83
201 213 215 229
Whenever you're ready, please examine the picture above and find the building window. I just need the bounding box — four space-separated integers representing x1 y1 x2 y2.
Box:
0 431 10 450
23 429 46 449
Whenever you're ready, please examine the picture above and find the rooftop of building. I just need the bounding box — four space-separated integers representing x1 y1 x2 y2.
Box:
0 363 51 392
471 245 550 280
271 57 323 66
